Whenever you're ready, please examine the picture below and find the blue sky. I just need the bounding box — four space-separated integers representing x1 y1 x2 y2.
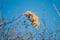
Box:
0 0 60 40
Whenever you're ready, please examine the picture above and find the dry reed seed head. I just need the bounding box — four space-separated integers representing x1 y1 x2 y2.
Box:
24 11 40 27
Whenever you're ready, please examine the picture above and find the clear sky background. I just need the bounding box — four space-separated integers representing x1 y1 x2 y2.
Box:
0 0 60 40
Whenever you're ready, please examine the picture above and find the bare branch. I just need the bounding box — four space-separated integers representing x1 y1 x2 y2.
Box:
53 3 60 16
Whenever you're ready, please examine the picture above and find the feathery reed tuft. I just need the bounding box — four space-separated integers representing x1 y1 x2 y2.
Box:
24 11 40 27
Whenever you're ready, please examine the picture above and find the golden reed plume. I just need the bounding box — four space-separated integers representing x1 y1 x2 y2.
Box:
24 11 40 27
